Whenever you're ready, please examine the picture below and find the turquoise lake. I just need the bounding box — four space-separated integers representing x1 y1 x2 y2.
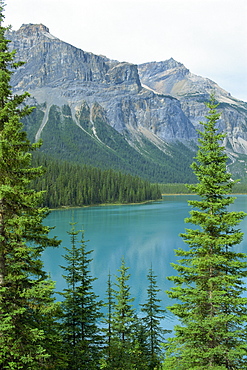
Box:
42 195 247 331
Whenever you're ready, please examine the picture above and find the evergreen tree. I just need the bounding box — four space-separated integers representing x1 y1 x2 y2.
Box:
100 272 115 369
0 2 62 368
112 258 136 343
101 269 149 370
141 267 168 369
164 96 247 369
60 223 103 369
31 153 162 208
102 258 141 369
103 272 114 359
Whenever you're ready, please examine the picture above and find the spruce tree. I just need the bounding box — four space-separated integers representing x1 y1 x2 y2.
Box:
0 2 62 368
141 267 168 369
103 272 114 360
60 223 103 369
164 96 247 369
102 258 140 369
112 258 136 343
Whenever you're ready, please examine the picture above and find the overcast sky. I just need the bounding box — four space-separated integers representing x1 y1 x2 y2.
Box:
3 0 247 101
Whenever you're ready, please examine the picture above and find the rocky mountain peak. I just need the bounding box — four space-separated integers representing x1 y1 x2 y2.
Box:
17 23 54 38
138 58 187 78
7 24 142 97
154 58 185 71
6 23 247 180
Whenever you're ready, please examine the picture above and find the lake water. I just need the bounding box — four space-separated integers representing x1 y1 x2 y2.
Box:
42 195 247 331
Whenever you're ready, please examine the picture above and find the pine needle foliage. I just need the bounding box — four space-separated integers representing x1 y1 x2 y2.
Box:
60 223 103 369
102 258 146 369
102 272 115 361
0 2 62 368
164 96 247 369
141 267 169 369
112 258 136 343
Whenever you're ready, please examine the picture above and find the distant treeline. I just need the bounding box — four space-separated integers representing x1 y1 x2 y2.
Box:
160 182 247 194
31 154 162 208
159 183 193 194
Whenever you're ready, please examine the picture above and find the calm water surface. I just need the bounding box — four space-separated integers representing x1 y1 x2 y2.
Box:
43 195 247 330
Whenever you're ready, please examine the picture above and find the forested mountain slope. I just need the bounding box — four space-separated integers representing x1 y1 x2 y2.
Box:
6 24 247 182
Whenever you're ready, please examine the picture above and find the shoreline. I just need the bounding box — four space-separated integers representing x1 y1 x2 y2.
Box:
48 193 247 211
49 198 161 211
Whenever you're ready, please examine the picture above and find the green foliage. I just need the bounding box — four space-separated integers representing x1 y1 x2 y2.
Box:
31 153 162 207
232 182 247 193
102 273 115 362
100 262 168 370
60 223 103 369
0 4 63 368
141 267 170 369
21 103 45 142
23 103 196 183
137 137 197 184
112 258 136 343
101 259 149 370
160 182 247 194
159 183 194 194
164 97 247 369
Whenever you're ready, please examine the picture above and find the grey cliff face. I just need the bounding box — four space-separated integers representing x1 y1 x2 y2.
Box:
6 24 247 178
138 60 247 156
105 90 195 141
8 24 111 88
8 24 141 92
7 24 197 144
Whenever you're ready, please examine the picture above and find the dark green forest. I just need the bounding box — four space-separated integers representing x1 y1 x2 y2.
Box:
31 153 162 208
159 182 247 194
22 103 197 184
30 153 247 211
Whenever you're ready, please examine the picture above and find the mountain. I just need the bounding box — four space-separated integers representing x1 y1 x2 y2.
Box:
6 24 247 182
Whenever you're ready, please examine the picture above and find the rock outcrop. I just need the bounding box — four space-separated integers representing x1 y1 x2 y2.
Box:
6 24 247 180
138 60 247 153
6 24 197 143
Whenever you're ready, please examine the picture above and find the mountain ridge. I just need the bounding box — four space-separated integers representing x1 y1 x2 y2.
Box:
6 24 247 182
